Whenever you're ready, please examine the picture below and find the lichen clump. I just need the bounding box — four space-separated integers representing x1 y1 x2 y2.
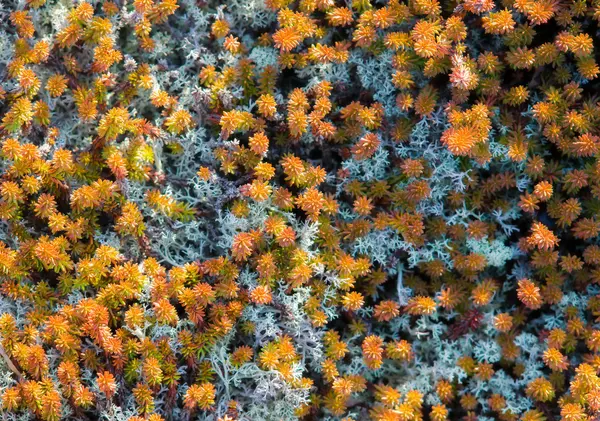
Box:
0 0 600 420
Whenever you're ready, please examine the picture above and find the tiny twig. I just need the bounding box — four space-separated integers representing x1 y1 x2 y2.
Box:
0 344 23 382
